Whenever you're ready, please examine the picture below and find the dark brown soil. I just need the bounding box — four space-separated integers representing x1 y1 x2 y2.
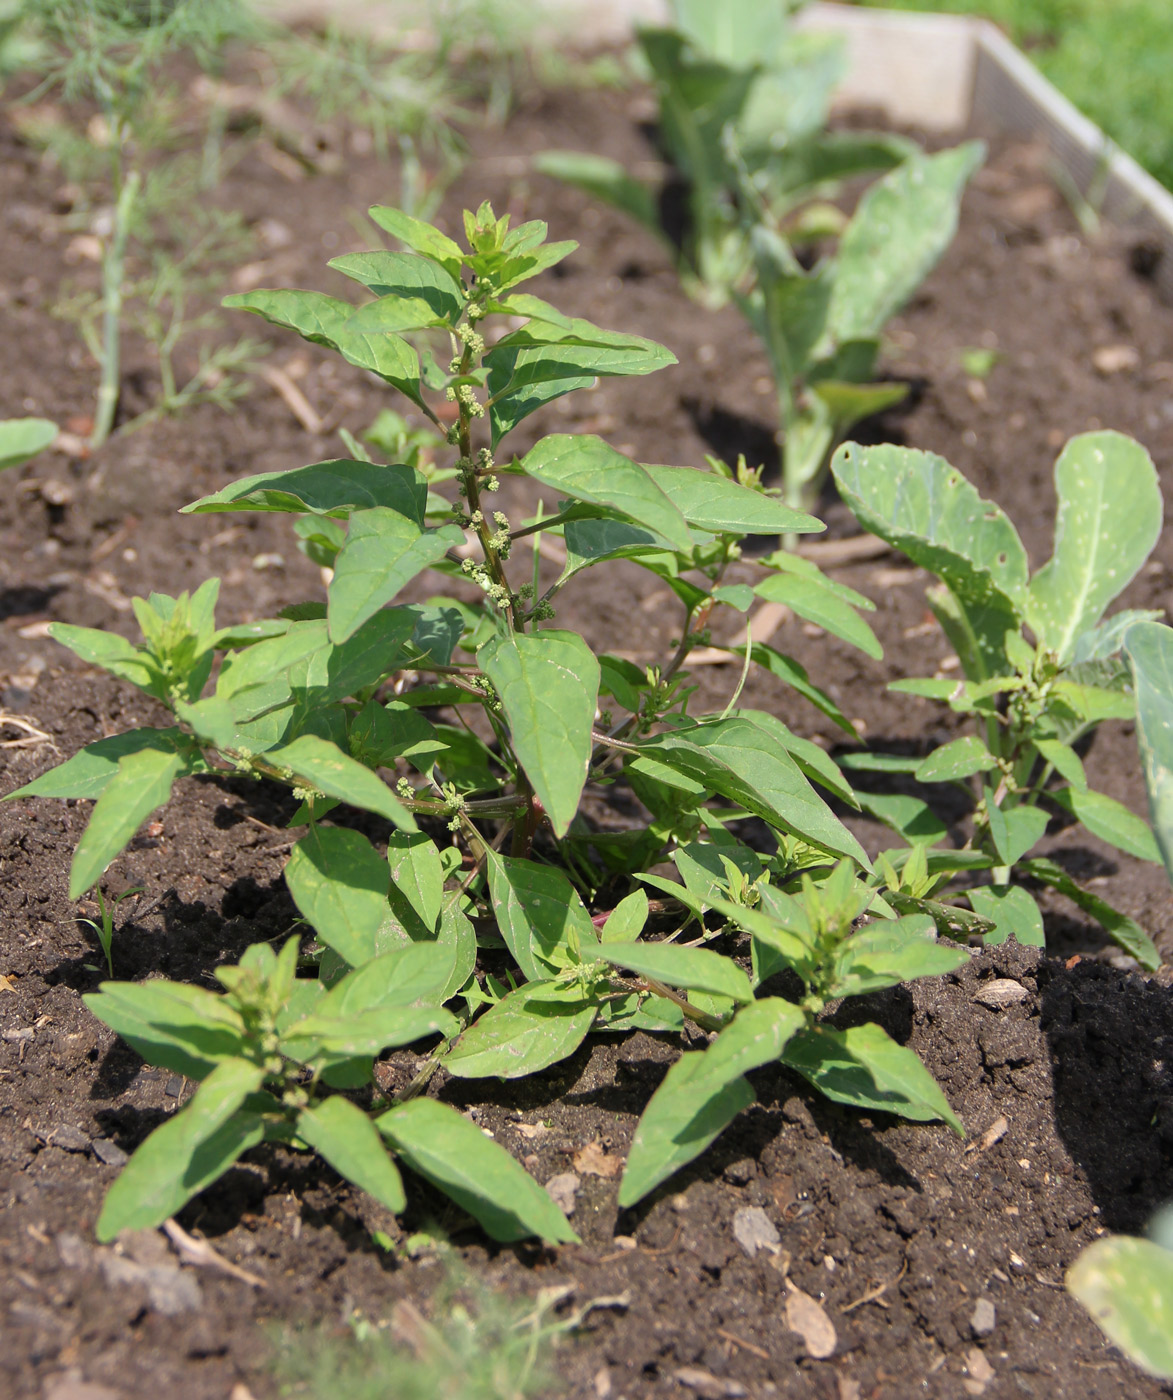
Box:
3 71 1173 1400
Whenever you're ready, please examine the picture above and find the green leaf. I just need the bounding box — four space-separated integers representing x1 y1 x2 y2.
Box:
48 623 165 699
284 826 389 966
386 832 444 933
670 0 790 64
95 1058 266 1240
634 718 870 866
297 1096 405 1213
596 941 753 1005
286 1003 457 1060
915 735 997 783
532 151 661 235
377 1098 579 1244
69 748 185 900
741 244 833 397
1052 786 1161 864
617 1055 755 1208
329 250 464 325
1034 737 1087 790
487 329 674 445
520 436 691 553
0 417 57 471
1020 857 1159 970
366 206 464 280
829 142 984 341
706 894 816 986
321 941 458 1016
479 629 599 838
737 710 858 808
270 735 416 831
832 442 1028 620
222 288 354 346
856 791 948 846
7 728 196 803
328 510 463 642
183 459 426 526
601 889 649 943
84 981 247 1081
733 643 861 737
1027 433 1161 663
484 854 599 982
445 981 596 1079
986 802 1048 867
755 571 881 660
1067 1236 1173 1381
966 884 1045 947
831 916 969 997
1125 620 1173 884
784 1022 963 1134
641 464 821 536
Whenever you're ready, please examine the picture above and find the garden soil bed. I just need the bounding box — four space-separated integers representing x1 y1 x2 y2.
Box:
2 69 1173 1400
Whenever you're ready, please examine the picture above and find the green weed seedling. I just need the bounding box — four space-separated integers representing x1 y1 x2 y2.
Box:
10 205 971 1237
21 0 260 446
831 431 1165 969
744 141 983 512
536 0 913 309
78 883 142 977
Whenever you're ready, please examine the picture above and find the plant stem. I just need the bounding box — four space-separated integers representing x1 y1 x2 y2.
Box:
91 163 141 450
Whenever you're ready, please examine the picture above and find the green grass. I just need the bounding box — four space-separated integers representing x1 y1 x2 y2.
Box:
850 0 1173 190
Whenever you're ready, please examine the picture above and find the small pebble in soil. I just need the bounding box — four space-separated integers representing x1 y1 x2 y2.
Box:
672 1367 748 1399
973 979 1028 1009
970 1297 997 1337
544 1172 580 1217
732 1206 780 1257
92 1138 128 1167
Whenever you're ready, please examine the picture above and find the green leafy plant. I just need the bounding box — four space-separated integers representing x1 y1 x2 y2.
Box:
78 883 142 977
535 0 913 309
83 935 574 1244
1125 619 1173 884
743 140 983 511
9 203 978 1237
19 0 260 446
831 431 1165 969
1066 1205 1173 1382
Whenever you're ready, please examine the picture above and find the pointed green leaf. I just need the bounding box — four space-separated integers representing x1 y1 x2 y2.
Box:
829 142 984 340
756 570 881 659
597 941 753 1004
95 1058 266 1240
48 623 165 698
183 459 427 525
7 729 195 803
642 464 821 536
966 884 1044 947
329 250 464 324
377 1097 579 1243
321 942 458 1017
445 981 595 1079
223 288 353 346
286 1004 457 1060
1052 786 1161 864
479 629 599 837
297 1096 406 1213
484 854 598 982
732 642 860 737
601 889 649 943
1067 1236 1173 1381
617 1054 755 1208
1125 621 1173 884
1027 433 1161 663
634 718 870 866
986 801 1048 867
832 442 1028 620
915 735 997 784
856 791 948 846
328 510 462 642
386 831 444 933
366 206 464 280
784 1022 963 1133
832 916 969 996
521 436 691 552
69 748 186 899
284 826 389 966
269 735 415 830
84 981 247 1081
1020 857 1159 970
0 417 57 471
